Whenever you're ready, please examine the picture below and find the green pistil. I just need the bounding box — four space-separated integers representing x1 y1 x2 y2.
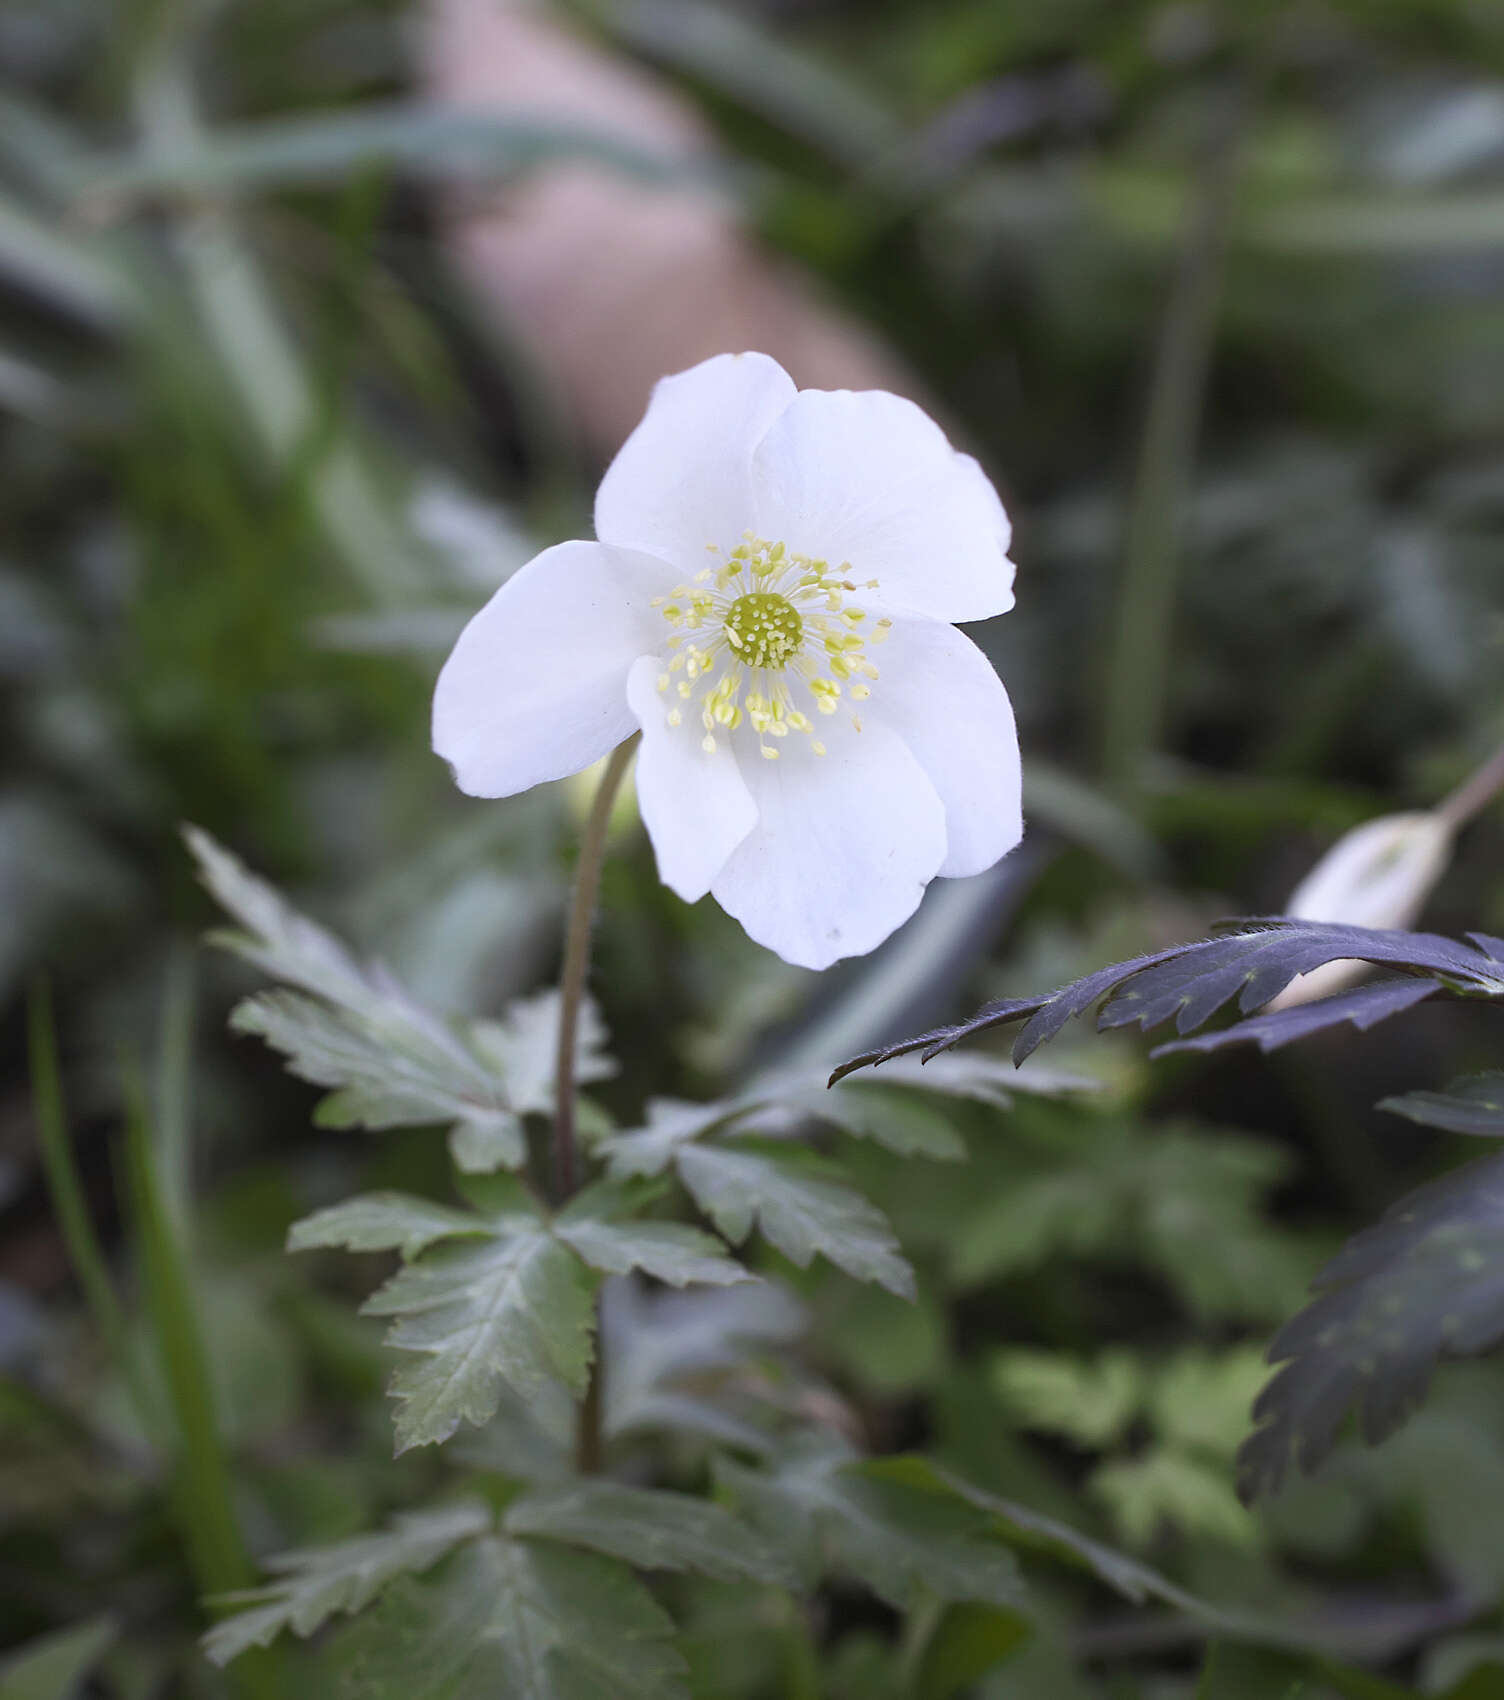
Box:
724 592 803 671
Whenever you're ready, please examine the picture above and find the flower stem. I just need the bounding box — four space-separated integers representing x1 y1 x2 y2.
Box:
1436 739 1504 832
553 736 637 1204
553 737 637 1478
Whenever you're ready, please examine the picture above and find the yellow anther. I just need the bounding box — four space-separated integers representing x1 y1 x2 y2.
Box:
654 536 885 757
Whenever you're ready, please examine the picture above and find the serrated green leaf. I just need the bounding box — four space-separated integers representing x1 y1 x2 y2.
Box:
0 1616 116 1700
1150 1349 1271 1460
234 989 523 1162
717 1446 1024 1611
1380 1073 1504 1137
202 1503 491 1666
554 1218 750 1288
363 1226 595 1451
469 991 615 1117
804 1084 967 1161
448 1113 527 1174
602 1098 756 1180
1092 1448 1253 1549
287 1192 493 1261
190 831 613 1167
992 1350 1143 1449
677 1142 913 1298
341 1534 688 1700
504 1481 795 1585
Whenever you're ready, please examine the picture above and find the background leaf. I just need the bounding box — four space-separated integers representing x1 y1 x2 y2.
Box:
203 1503 491 1665
676 1143 914 1298
341 1535 689 1700
503 1481 796 1585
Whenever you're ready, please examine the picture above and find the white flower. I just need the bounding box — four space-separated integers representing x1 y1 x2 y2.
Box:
433 351 1022 969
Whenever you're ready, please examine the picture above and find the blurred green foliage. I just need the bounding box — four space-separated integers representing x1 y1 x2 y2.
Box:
4 0 1504 1694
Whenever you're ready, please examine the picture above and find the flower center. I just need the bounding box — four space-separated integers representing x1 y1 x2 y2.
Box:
652 534 889 760
724 592 803 670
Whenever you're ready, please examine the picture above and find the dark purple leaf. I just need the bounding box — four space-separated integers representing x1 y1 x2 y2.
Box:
1150 978 1443 1058
1380 1073 1504 1138
1238 1151 1504 1500
829 920 1504 1086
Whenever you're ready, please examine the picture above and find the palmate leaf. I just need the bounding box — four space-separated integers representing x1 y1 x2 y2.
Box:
363 1219 596 1452
1238 1149 1504 1501
715 1442 1025 1611
832 919 1504 1079
677 1141 914 1298
203 1502 492 1666
189 828 614 1171
1380 1072 1504 1137
341 1535 688 1700
503 1481 796 1586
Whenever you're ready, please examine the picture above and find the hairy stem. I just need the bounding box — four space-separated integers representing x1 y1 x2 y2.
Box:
553 735 638 1203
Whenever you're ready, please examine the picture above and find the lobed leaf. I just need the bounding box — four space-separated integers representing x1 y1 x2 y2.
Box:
191 829 613 1169
202 1502 492 1666
601 1097 757 1180
832 920 1504 1080
503 1480 796 1585
553 1217 750 1288
676 1141 914 1299
341 1535 689 1700
364 1224 595 1451
287 1192 492 1262
1238 1151 1504 1500
1380 1072 1504 1137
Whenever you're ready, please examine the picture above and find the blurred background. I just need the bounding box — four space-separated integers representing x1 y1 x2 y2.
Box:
2 0 1504 1694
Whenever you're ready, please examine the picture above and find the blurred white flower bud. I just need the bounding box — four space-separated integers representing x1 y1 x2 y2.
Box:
1271 811 1454 1008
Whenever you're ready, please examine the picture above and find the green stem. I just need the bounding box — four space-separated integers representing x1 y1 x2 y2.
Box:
552 736 637 1203
154 940 196 1244
121 1060 251 1596
553 736 638 1477
28 984 155 1431
1099 89 1245 797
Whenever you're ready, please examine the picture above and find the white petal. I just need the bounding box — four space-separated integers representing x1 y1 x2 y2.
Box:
751 388 1015 624
867 621 1023 878
711 723 946 970
626 655 757 901
433 540 671 797
595 352 797 569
